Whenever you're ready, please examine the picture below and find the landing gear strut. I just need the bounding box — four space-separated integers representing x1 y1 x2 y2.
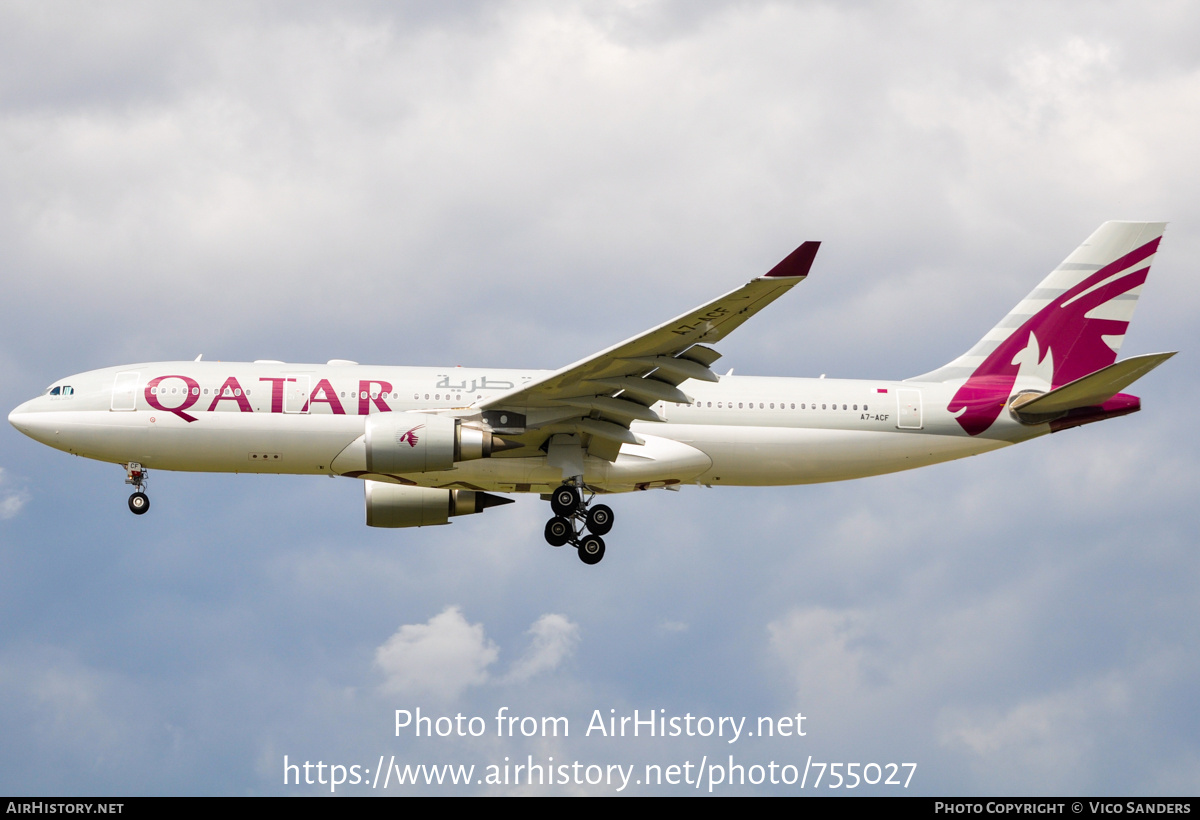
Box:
543 480 614 565
125 462 150 515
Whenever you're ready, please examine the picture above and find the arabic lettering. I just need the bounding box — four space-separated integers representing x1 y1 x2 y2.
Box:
435 375 514 392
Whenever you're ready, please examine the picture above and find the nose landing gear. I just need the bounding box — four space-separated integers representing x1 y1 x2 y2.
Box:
124 463 150 515
543 481 613 565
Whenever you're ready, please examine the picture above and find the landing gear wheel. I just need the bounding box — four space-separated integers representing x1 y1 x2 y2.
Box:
585 504 614 536
550 485 580 516
544 516 573 547
128 492 150 515
578 534 605 565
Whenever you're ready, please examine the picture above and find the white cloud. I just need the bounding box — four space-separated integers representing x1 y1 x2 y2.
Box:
767 607 868 706
0 493 26 519
375 606 498 701
937 676 1131 792
502 613 579 684
0 647 131 754
374 608 579 700
0 467 29 519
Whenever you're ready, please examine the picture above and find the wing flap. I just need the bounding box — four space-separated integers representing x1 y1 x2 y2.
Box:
621 356 720 384
573 417 645 446
678 344 723 367
554 396 665 423
587 376 692 405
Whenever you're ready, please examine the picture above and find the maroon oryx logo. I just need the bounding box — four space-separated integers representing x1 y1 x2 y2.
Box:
948 235 1159 436
398 424 425 448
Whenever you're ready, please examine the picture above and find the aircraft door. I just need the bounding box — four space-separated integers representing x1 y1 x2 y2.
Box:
111 371 140 411
896 389 923 429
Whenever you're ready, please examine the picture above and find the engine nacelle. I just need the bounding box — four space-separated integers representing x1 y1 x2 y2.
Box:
364 481 514 528
365 413 496 474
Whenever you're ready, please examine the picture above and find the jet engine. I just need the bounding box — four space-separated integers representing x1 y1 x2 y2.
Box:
365 413 498 474
364 481 514 528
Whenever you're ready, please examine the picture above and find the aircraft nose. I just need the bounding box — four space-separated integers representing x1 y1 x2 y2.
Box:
9 400 43 439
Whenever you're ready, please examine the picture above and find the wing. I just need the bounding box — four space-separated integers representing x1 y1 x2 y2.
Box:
477 241 820 461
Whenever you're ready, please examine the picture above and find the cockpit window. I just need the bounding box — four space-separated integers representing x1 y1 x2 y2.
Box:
49 386 61 396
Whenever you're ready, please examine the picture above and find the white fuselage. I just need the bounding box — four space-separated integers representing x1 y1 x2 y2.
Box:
8 361 1037 495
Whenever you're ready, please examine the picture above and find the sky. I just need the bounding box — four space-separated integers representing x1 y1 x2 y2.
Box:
1 0 1198 796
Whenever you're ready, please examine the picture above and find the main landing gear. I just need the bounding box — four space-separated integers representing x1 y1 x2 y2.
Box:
124 462 150 515
543 482 614 566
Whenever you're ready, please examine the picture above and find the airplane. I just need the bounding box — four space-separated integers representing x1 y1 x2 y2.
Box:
8 222 1174 565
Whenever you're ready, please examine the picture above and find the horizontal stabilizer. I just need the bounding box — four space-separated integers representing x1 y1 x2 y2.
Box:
1011 352 1175 418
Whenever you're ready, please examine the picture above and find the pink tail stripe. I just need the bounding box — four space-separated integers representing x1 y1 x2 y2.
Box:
948 234 1162 436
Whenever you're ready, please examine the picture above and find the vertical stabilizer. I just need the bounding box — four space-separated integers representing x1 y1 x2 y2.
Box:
910 222 1166 435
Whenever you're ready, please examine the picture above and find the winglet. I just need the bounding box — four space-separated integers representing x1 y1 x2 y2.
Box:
763 241 820 279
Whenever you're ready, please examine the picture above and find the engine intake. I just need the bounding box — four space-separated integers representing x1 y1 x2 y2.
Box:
365 413 497 473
